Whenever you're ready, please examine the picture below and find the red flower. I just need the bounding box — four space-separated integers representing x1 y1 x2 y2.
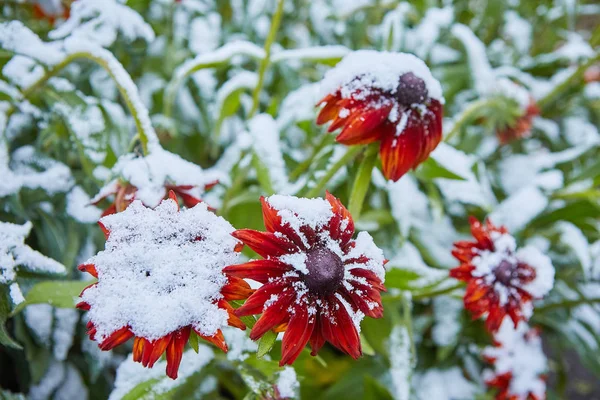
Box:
316 51 443 182
92 180 218 216
483 321 547 400
32 1 69 25
78 192 251 379
450 217 554 333
224 193 386 366
497 101 539 144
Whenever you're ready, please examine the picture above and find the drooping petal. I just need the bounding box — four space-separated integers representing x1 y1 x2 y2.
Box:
221 276 254 300
235 280 294 317
166 327 191 379
280 306 316 366
99 326 134 351
249 291 296 340
335 104 392 145
78 263 98 278
218 299 247 330
379 117 424 182
146 334 173 368
197 328 228 352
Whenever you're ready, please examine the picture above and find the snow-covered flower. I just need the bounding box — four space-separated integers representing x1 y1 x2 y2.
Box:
316 50 444 181
497 100 539 144
450 217 554 332
224 193 386 365
91 147 219 216
483 320 547 400
77 193 252 379
32 0 69 25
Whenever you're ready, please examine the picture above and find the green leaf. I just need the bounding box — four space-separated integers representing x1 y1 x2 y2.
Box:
188 330 199 353
360 334 375 356
251 153 275 195
257 330 278 358
12 280 95 314
363 375 394 400
415 157 466 181
0 286 21 349
383 268 422 290
121 378 161 400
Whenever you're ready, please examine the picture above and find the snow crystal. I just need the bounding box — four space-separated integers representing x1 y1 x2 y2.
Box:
413 368 479 400
66 186 102 224
335 293 365 332
81 199 240 341
248 114 289 192
49 0 155 47
109 346 214 400
489 186 548 232
276 367 299 399
9 282 25 305
98 146 220 208
0 220 65 286
319 50 443 102
483 321 547 399
343 231 386 283
388 325 411 400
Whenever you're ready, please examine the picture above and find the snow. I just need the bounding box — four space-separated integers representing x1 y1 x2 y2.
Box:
516 246 555 298
66 186 103 224
387 175 429 238
413 368 479 400
1 146 74 197
24 305 79 361
0 21 63 65
81 199 240 341
223 327 257 361
271 45 350 63
95 146 220 208
556 222 591 278
432 297 462 347
386 242 448 288
189 14 221 55
49 0 155 47
483 321 547 400
248 114 289 192
388 324 411 400
277 83 320 128
319 50 444 102
109 346 214 400
280 252 309 275
0 220 66 287
584 82 600 99
504 11 532 54
276 367 299 399
3 56 44 88
265 195 334 235
489 186 548 233
174 40 265 81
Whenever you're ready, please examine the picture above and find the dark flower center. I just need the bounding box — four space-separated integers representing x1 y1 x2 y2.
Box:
395 72 428 106
494 260 515 286
304 246 345 295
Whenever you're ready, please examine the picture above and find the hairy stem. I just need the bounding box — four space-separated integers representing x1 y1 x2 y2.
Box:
304 146 362 198
348 143 379 218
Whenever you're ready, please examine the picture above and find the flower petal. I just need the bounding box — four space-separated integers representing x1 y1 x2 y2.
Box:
335 104 392 145
99 326 134 351
325 192 354 245
166 327 191 379
224 259 291 284
280 306 315 366
232 229 299 258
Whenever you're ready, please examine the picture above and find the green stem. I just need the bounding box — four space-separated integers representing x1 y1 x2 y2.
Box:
289 134 333 181
220 152 251 216
412 282 465 300
304 146 362 198
536 297 600 313
537 53 600 111
248 0 286 117
7 51 157 154
443 97 501 143
348 143 379 218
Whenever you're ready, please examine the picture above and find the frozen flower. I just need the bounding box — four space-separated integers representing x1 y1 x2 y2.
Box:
224 193 386 365
32 0 69 25
450 217 554 333
497 101 539 144
316 50 444 181
91 147 219 216
92 180 218 216
77 193 251 379
483 320 547 400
